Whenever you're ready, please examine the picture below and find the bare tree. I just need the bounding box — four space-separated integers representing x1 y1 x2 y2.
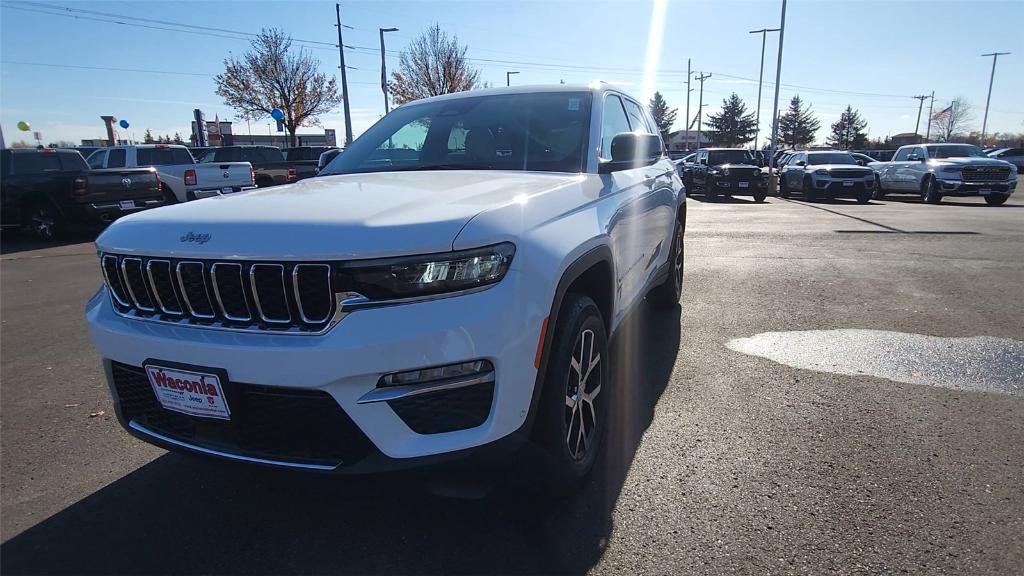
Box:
931 97 974 142
389 24 481 105
215 28 341 147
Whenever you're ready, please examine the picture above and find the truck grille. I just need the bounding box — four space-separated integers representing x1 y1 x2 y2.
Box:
101 253 338 333
961 166 1011 182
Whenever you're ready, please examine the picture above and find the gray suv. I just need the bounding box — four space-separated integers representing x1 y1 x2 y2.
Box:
779 151 875 203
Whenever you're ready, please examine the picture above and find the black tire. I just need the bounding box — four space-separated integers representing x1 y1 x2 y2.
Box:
856 189 871 204
649 220 684 308
873 176 886 199
803 175 817 202
534 294 609 494
778 175 791 198
24 202 62 241
753 190 767 203
706 184 719 201
922 176 942 204
984 193 1009 206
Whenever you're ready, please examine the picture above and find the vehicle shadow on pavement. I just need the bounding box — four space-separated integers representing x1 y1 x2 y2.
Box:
687 195 761 204
0 230 99 256
0 300 680 576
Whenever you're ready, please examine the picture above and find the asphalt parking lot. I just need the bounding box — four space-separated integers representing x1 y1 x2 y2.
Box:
2 191 1022 575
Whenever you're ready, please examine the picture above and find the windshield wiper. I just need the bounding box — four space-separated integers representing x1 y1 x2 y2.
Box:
396 162 495 171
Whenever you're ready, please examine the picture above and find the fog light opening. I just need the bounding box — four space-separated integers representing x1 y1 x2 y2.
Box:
380 360 494 388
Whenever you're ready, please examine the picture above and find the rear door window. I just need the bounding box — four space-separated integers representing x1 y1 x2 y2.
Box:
137 147 195 166
107 148 127 168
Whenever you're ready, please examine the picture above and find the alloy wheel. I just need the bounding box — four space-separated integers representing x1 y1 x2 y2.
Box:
30 207 56 240
564 328 602 461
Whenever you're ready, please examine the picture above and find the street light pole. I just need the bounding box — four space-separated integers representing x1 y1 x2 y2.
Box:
336 3 354 146
767 0 787 192
749 27 780 151
379 27 399 114
684 58 693 152
980 52 1010 146
912 95 929 138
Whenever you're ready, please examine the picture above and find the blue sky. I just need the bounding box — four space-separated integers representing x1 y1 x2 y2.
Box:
2 0 1021 146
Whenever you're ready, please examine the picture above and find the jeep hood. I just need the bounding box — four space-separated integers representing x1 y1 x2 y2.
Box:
96 171 580 260
932 157 1010 167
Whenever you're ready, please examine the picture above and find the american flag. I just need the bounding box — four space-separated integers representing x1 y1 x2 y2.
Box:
931 106 952 121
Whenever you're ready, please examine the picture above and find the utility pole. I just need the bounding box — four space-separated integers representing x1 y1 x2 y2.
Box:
912 95 929 138
379 27 399 114
767 0 786 193
684 59 693 152
980 52 1010 146
335 4 354 146
506 71 519 86
749 27 780 150
925 91 935 143
695 72 711 148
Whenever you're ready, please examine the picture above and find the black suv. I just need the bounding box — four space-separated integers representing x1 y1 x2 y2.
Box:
691 148 768 202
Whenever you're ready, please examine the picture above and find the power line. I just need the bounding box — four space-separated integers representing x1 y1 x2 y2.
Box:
0 60 379 84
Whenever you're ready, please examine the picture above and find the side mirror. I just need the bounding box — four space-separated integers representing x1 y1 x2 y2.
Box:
857 159 866 166
907 154 920 162
599 132 662 173
795 160 806 167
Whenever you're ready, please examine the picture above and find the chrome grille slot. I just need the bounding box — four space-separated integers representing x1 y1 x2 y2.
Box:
176 262 216 319
121 257 155 312
211 263 251 321
146 260 182 315
99 254 338 333
251 264 291 323
101 254 131 307
293 264 332 323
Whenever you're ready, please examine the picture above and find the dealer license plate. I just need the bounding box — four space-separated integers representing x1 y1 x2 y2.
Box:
119 200 135 210
221 187 234 194
145 364 231 420
738 181 749 188
978 188 993 194
843 180 855 187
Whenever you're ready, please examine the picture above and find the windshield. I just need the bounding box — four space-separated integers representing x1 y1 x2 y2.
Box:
807 153 857 165
707 150 753 165
321 91 592 175
926 145 986 159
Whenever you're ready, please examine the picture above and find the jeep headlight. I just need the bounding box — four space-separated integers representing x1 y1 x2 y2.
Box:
709 169 721 175
338 242 515 300
814 169 829 175
939 165 962 173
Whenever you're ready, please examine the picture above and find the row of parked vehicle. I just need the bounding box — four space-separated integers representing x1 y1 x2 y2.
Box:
0 144 345 240
674 142 1018 206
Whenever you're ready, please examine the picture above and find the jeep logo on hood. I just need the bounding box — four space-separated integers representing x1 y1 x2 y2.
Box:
180 232 211 244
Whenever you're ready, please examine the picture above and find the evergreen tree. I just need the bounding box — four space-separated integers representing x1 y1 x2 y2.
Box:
143 129 155 144
704 93 758 147
826 105 868 149
172 132 185 145
648 91 677 141
775 95 820 148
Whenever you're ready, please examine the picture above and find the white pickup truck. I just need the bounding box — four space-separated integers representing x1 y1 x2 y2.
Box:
869 143 1017 205
86 145 255 203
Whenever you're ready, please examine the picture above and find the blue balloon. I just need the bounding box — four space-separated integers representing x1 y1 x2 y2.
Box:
271 108 284 121
119 119 130 129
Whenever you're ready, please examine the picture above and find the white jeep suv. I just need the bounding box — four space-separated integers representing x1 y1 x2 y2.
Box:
85 84 686 487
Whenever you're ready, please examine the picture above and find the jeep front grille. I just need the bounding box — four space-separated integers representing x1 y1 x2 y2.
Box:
961 166 1011 182
100 254 339 333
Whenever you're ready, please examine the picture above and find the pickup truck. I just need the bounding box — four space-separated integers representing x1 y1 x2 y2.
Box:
870 143 1017 205
85 84 686 493
1 148 163 240
87 145 255 203
198 146 317 187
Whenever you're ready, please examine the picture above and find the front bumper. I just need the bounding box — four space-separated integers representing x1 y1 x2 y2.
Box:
85 272 543 472
809 175 874 197
709 176 767 194
934 178 1016 196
